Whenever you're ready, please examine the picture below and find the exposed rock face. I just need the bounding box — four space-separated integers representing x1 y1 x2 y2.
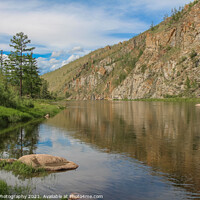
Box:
18 154 79 171
43 1 200 100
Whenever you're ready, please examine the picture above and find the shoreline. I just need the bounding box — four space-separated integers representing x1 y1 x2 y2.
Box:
0 100 64 127
112 97 200 103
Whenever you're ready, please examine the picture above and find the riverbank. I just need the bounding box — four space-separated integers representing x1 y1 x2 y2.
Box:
0 100 64 126
113 97 200 103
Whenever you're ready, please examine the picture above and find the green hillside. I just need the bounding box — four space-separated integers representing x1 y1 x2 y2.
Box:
42 1 200 100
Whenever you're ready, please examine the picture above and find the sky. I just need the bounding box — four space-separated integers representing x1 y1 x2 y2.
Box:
0 0 192 74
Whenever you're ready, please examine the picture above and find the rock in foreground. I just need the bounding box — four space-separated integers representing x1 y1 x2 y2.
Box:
18 154 78 171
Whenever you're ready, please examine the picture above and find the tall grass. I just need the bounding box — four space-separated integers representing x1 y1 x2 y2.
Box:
0 160 47 178
0 179 48 199
0 101 63 125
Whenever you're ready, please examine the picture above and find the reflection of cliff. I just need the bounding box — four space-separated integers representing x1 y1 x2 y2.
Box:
0 122 40 159
46 101 200 194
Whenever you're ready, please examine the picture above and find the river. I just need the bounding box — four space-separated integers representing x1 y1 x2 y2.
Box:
0 101 200 200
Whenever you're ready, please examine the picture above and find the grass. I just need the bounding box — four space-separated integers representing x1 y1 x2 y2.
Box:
0 179 9 195
0 179 49 200
0 160 47 178
0 161 49 199
0 106 33 124
0 100 64 125
0 162 70 199
0 178 70 199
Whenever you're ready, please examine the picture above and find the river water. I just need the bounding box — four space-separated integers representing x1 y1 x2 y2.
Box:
0 101 200 200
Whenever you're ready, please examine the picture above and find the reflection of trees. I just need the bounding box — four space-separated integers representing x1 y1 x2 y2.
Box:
46 101 200 195
0 121 40 159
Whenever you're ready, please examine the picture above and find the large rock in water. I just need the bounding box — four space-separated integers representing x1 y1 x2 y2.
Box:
18 154 78 171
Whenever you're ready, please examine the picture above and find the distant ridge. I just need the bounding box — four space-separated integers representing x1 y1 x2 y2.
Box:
42 1 200 100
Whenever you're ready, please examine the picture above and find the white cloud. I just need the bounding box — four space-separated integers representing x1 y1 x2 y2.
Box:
69 46 84 53
62 55 80 66
37 57 58 74
49 58 59 64
51 50 64 57
0 0 192 54
51 64 59 70
0 0 192 74
37 54 80 74
0 0 149 54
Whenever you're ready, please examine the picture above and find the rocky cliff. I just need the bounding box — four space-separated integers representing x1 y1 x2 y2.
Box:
42 1 200 100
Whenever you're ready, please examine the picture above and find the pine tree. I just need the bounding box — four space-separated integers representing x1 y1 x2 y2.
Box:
0 51 13 89
0 50 3 72
24 53 41 98
2 56 13 89
40 79 51 99
9 32 35 97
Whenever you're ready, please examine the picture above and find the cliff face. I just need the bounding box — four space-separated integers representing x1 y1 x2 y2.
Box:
43 1 200 99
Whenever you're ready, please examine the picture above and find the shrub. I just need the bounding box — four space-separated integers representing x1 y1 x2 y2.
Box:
178 56 187 64
113 78 120 87
141 64 147 74
186 76 191 89
65 91 71 98
0 82 21 108
166 46 172 51
190 50 197 59
22 99 34 108
138 49 143 58
119 73 127 83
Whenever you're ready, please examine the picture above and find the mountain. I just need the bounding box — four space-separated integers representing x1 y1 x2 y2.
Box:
42 1 200 100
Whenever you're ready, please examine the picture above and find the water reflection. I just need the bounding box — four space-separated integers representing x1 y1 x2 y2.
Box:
1 101 200 199
46 101 200 195
0 121 41 158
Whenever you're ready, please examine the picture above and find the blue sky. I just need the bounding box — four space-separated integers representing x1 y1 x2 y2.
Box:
0 0 192 74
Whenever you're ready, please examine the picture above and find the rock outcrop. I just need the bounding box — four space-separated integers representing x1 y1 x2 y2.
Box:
0 155 78 171
18 154 79 171
42 1 200 100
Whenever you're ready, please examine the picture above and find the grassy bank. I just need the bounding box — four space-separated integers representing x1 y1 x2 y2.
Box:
0 100 64 125
113 97 200 103
0 160 47 199
0 178 68 199
0 179 46 200
0 160 46 178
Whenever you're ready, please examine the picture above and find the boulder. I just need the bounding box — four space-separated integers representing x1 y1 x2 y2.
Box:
45 114 50 119
18 154 78 171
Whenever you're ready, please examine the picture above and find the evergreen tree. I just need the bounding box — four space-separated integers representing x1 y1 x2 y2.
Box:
23 53 41 98
40 79 51 99
0 50 3 72
150 21 154 31
2 57 13 89
0 51 13 89
9 32 35 97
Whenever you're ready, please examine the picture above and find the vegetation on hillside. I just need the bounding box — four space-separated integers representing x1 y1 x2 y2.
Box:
42 0 200 100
